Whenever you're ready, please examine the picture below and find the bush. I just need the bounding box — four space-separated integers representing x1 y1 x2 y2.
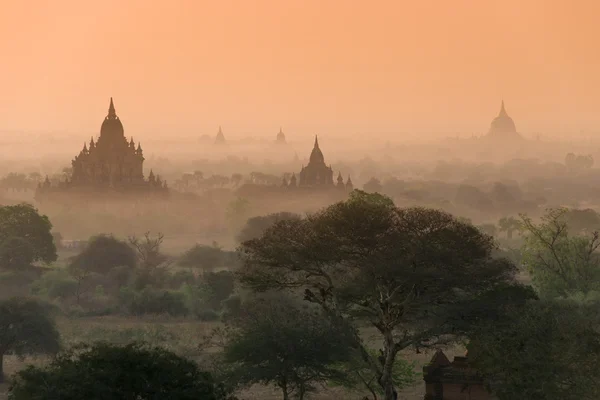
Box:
9 342 235 400
30 269 78 300
167 270 197 289
105 265 135 290
0 268 41 295
203 271 235 309
131 266 170 291
69 234 137 275
221 294 242 321
181 283 212 318
197 309 219 321
119 287 188 317
178 244 231 271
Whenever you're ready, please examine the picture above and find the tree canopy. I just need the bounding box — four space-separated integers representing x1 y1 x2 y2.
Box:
238 190 517 400
222 294 354 400
0 297 60 381
0 203 56 268
468 299 600 400
236 212 300 244
69 234 137 275
521 207 600 299
9 342 234 400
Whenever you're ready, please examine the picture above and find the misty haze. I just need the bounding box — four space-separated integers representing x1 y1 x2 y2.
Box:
1 1 600 400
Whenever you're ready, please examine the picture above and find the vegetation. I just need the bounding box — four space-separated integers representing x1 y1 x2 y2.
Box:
0 203 57 269
238 190 519 400
521 207 600 299
468 299 600 400
3 169 600 399
0 297 60 382
9 342 234 400
236 212 300 244
221 294 354 400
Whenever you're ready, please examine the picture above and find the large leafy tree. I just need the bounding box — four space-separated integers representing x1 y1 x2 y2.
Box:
468 299 600 400
0 203 56 268
9 342 233 400
0 297 60 382
238 190 517 400
222 294 354 400
521 207 600 298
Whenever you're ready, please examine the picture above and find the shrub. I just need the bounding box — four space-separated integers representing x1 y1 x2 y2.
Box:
181 283 212 318
167 270 197 289
178 244 228 271
203 271 235 309
119 287 188 317
9 342 235 400
69 234 137 275
30 269 77 300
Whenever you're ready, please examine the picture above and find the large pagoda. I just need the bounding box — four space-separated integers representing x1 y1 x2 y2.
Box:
36 98 167 198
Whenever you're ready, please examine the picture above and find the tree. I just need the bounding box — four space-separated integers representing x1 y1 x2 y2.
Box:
222 294 354 400
179 242 229 271
363 177 383 193
331 348 418 400
565 153 594 171
498 216 521 240
203 271 236 309
230 173 244 187
454 185 494 212
477 223 498 237
521 208 600 298
0 297 60 382
128 231 169 270
468 299 600 400
69 234 137 275
236 212 301 244
9 342 234 400
0 237 35 270
238 191 517 400
564 208 600 234
226 197 251 231
0 203 57 268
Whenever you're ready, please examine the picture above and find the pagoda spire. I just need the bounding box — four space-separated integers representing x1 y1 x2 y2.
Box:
499 100 507 116
314 135 319 148
108 97 116 118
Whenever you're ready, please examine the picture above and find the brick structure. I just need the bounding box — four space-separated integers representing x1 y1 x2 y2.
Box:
423 350 494 400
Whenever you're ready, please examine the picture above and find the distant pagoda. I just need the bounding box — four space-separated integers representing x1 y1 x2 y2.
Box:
36 98 168 199
276 127 286 144
281 135 352 191
215 126 226 144
486 100 523 141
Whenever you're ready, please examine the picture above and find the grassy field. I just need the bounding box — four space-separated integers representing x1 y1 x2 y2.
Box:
0 315 466 400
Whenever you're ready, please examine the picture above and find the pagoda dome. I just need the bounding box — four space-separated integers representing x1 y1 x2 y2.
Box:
100 97 125 139
276 127 286 143
488 100 517 136
309 135 325 164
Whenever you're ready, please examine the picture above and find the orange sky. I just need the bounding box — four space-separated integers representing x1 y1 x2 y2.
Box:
1 0 599 139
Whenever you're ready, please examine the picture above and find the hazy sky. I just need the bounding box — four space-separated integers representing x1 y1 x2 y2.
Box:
1 0 599 139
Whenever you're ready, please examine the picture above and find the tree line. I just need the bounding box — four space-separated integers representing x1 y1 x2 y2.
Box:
1 193 600 399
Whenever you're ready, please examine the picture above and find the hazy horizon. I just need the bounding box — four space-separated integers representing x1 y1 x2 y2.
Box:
2 0 600 139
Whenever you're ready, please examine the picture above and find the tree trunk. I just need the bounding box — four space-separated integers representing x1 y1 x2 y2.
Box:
280 381 290 400
0 352 4 383
379 334 398 400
